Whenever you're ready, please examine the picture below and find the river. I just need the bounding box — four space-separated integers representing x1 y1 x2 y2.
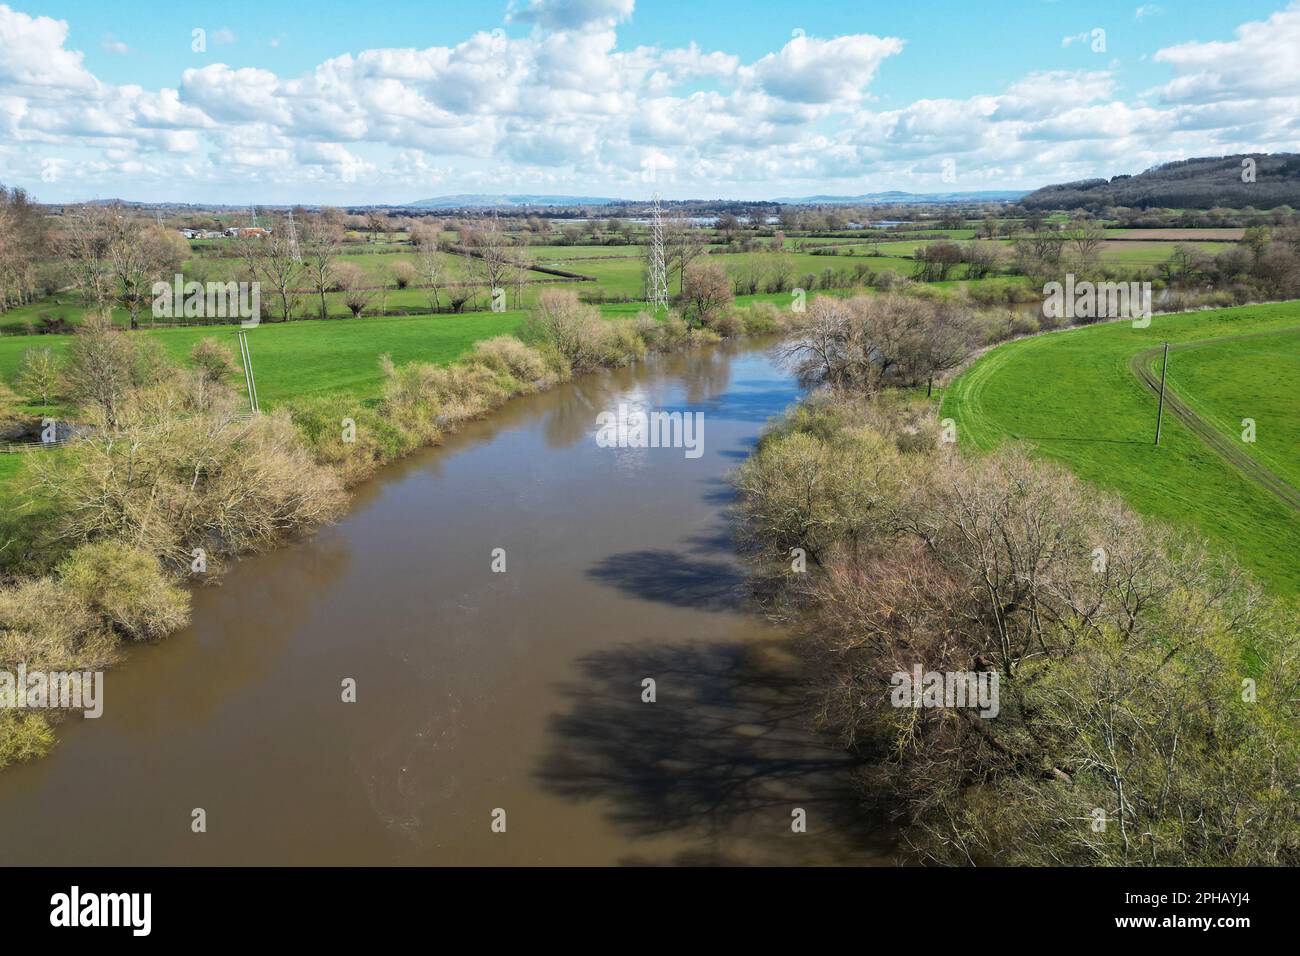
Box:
0 339 890 866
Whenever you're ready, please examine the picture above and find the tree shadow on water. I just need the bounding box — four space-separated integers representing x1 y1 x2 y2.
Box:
534 640 894 865
586 549 746 611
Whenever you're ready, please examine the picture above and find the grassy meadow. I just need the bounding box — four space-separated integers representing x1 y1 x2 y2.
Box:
941 301 1300 594
1160 326 1300 490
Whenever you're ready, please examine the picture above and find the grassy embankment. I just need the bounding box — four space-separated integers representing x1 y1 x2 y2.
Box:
941 301 1300 593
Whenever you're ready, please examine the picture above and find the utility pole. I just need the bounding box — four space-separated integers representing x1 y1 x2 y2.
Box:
234 328 259 413
1154 341 1169 445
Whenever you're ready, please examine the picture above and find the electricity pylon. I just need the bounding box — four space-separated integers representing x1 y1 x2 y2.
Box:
648 193 670 313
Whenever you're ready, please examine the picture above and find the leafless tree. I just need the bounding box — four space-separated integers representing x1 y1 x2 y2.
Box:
466 215 513 306
240 226 304 321
0 184 47 312
59 205 117 319
301 214 343 319
335 262 374 317
681 260 733 328
411 222 445 313
665 214 707 291
1068 219 1107 267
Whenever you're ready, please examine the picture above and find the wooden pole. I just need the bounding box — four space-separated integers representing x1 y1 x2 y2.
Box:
1154 341 1169 445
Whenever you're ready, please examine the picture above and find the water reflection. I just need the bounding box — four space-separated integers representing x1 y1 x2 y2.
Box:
534 639 891 865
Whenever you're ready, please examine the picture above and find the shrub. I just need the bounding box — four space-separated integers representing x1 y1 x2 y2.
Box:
190 337 239 387
705 310 743 338
391 261 417 289
14 347 61 406
28 404 346 570
632 313 664 350
468 336 550 387
57 541 189 641
0 575 111 672
740 302 785 334
518 290 610 372
292 394 413 486
658 313 691 349
0 711 56 769
600 320 648 365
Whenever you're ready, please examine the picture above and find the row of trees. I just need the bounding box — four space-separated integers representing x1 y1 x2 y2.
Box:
0 185 51 313
734 362 1300 864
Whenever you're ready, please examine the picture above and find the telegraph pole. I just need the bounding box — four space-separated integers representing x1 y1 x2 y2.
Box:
1154 341 1169 445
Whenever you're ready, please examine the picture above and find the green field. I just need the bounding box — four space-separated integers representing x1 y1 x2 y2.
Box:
942 302 1300 594
0 292 806 409
0 311 526 408
1161 327 1300 491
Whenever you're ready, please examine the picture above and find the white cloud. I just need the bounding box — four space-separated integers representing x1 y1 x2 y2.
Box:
1152 2 1300 102
0 4 98 92
1 1 1297 200
748 33 904 104
102 34 129 55
508 0 634 32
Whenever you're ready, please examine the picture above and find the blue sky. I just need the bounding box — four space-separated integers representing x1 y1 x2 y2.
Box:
2 0 1298 203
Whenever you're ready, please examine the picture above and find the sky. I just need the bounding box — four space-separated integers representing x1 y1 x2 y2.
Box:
1 0 1298 204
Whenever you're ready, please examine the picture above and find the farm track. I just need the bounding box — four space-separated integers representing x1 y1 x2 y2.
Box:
1130 328 1300 513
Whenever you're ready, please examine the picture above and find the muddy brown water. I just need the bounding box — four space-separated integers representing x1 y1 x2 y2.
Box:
0 340 892 866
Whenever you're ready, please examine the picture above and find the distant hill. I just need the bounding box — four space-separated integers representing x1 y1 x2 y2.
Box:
772 190 1027 205
1020 154 1300 211
406 194 621 209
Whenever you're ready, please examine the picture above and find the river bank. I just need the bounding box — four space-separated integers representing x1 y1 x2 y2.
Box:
0 337 894 865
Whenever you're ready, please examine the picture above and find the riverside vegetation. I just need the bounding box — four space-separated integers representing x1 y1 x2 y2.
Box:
0 288 785 766
733 294 1300 865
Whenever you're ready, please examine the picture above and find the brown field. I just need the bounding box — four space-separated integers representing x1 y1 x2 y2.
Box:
1104 228 1244 241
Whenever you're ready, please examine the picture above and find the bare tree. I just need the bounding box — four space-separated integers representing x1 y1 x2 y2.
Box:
61 314 163 426
59 205 117 320
665 214 707 291
681 260 733 328
912 302 973 396
466 215 513 306
100 208 186 329
240 226 304 321
335 262 374 317
1068 219 1107 268
963 241 1001 280
0 184 47 312
912 241 963 282
411 223 445 313
301 214 343 319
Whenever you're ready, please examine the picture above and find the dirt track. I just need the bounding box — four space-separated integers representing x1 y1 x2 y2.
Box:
1129 329 1300 513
